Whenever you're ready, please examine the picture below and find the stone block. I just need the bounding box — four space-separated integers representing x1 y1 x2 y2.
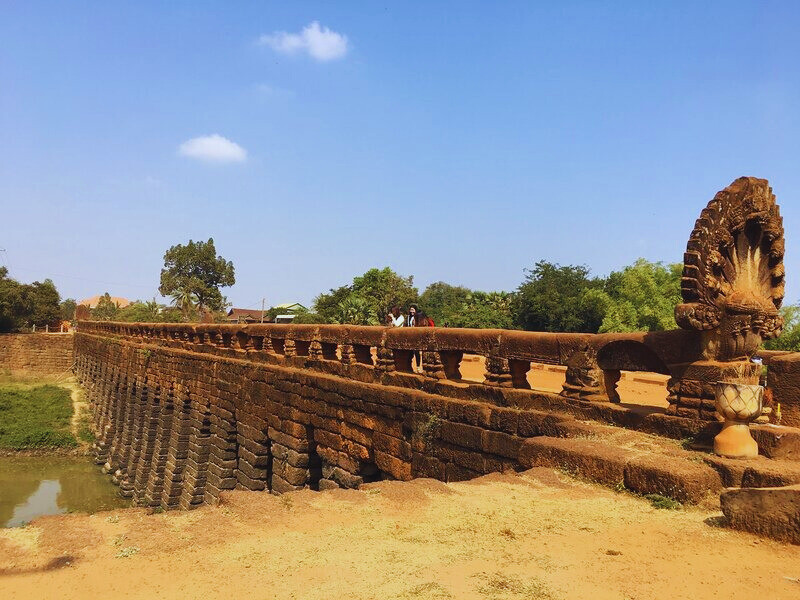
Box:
519 437 630 487
720 484 800 544
623 454 722 503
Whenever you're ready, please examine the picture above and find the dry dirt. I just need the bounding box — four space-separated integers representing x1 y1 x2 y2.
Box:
2 468 799 600
459 357 670 408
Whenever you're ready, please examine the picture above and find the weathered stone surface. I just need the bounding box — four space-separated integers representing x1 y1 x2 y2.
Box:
767 354 800 429
0 333 73 374
623 454 721 503
720 484 800 544
519 438 631 487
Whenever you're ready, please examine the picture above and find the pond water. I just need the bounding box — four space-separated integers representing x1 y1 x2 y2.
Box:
0 456 131 527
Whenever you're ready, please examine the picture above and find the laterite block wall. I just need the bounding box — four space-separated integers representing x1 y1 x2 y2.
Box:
75 332 531 509
0 333 74 375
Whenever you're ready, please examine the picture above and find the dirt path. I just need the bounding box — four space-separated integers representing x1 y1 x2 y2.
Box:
1 468 798 600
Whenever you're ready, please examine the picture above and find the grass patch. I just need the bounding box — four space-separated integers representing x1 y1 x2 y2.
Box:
76 405 96 443
413 413 442 445
644 493 682 510
0 383 77 449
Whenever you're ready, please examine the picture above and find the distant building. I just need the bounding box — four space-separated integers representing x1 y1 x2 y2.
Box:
78 295 131 309
226 308 269 323
274 302 307 312
273 302 307 324
226 302 308 324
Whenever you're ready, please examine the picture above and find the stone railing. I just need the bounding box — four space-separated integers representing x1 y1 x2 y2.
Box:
77 320 740 420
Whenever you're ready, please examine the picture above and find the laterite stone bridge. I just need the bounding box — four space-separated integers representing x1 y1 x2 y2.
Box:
74 178 800 543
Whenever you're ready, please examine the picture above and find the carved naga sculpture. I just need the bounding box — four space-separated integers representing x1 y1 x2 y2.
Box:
675 177 784 361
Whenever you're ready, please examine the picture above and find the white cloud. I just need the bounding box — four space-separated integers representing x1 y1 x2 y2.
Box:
257 21 348 62
178 134 247 164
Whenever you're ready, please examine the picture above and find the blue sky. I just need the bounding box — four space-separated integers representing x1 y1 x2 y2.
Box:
2 1 799 309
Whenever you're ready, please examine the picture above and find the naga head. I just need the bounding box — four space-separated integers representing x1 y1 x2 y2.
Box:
675 177 784 360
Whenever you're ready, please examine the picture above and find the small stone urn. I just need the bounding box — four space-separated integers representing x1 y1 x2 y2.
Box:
713 382 763 458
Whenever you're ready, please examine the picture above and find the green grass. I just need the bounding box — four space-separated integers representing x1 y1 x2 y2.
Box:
76 405 96 443
644 493 682 510
0 383 77 449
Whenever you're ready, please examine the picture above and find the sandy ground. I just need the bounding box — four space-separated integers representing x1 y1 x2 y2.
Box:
458 357 670 408
1 468 798 600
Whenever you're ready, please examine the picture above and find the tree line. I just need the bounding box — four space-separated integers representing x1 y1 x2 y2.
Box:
2 237 798 351
292 259 683 333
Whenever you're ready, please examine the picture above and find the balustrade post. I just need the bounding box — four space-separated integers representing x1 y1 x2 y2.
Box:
340 344 356 365
376 346 395 374
560 350 614 401
422 351 446 379
484 351 513 387
308 338 323 360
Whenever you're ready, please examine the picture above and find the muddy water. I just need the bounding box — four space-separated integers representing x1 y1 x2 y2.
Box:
0 456 130 527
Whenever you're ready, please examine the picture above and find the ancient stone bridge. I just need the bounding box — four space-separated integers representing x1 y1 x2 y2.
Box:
72 179 800 542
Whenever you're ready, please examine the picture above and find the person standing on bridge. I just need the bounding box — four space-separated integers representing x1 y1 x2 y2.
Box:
387 306 405 327
406 305 417 327
415 310 434 328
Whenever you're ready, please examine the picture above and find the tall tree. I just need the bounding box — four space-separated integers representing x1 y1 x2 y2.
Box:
26 279 61 327
512 261 605 332
159 238 235 314
598 259 682 333
334 295 378 325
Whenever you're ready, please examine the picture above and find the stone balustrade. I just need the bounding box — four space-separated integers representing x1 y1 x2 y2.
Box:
77 320 765 421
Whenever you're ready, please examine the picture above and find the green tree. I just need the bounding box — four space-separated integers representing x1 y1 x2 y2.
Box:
312 286 351 323
765 305 800 351
290 311 325 324
314 267 418 324
27 279 61 328
512 261 605 332
0 269 62 331
159 238 235 314
92 293 120 321
598 259 682 333
0 267 29 332
118 300 163 322
419 282 471 326
60 298 77 321
350 267 418 320
441 290 515 329
334 295 379 325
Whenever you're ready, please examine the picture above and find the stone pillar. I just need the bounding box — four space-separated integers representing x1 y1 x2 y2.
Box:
161 392 192 509
560 350 614 402
144 383 176 507
484 352 512 387
376 347 395 374
422 351 446 379
667 360 760 420
340 344 356 365
179 407 211 509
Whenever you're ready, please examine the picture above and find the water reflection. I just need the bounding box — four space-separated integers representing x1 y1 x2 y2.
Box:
0 456 130 527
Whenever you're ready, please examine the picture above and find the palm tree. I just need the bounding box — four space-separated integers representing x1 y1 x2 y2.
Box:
335 296 378 325
171 289 197 320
